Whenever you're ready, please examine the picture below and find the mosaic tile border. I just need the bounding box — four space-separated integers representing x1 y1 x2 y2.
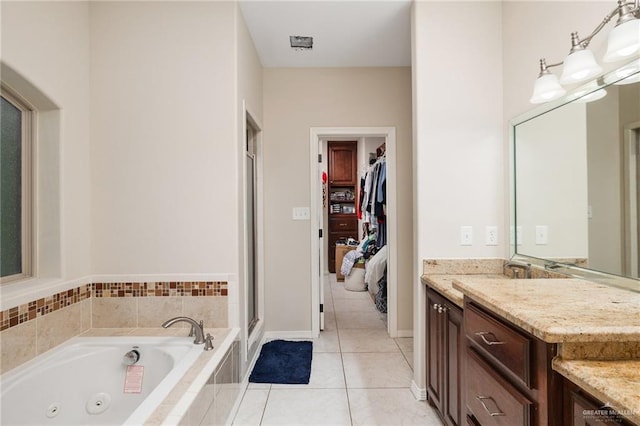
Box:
93 281 227 298
0 284 91 332
0 281 228 332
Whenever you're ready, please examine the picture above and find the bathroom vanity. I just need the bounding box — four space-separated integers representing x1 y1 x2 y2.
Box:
423 271 640 426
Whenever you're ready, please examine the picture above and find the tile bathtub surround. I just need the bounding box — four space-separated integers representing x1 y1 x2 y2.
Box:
92 295 229 329
0 300 91 374
0 280 229 374
0 281 228 332
0 284 91 331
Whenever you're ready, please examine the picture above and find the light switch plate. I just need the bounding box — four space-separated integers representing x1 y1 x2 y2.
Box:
292 207 310 220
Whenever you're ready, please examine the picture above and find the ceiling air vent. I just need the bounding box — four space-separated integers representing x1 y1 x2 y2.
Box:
290 35 313 50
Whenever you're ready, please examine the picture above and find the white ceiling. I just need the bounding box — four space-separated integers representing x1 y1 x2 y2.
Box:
238 1 412 68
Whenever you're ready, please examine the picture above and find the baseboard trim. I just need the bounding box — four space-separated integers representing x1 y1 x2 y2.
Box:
397 329 414 338
411 381 427 400
264 331 316 340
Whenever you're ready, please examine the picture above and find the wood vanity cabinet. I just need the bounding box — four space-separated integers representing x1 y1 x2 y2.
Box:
427 288 463 426
562 379 634 426
463 299 562 426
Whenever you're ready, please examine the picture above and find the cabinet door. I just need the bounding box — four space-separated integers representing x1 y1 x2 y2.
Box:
565 383 630 426
427 289 444 413
328 142 357 185
445 302 463 426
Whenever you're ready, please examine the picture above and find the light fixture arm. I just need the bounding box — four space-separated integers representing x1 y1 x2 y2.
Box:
536 58 563 77
574 1 639 49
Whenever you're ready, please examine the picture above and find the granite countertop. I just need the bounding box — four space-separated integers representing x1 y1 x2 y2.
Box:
553 358 640 425
451 277 640 343
421 274 507 308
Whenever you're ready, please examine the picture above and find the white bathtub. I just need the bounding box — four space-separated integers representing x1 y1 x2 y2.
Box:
0 336 203 426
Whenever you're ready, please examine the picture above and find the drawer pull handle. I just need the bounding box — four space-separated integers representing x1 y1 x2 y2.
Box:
339 223 347 227
475 331 506 346
476 396 506 417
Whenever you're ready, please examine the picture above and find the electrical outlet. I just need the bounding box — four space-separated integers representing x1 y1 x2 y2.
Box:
485 226 498 245
535 225 548 245
460 226 473 246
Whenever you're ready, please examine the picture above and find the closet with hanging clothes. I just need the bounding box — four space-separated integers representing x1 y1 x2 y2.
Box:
358 143 388 310
337 141 389 313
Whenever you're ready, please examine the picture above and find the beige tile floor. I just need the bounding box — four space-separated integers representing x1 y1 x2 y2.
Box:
231 274 442 426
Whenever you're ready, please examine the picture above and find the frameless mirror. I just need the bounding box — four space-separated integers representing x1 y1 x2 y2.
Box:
511 58 640 289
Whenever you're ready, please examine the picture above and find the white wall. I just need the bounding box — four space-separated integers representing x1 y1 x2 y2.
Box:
90 1 239 275
263 67 413 333
1 1 91 283
412 0 504 396
414 1 504 260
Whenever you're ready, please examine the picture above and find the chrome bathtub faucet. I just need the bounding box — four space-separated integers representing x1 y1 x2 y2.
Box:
162 316 206 345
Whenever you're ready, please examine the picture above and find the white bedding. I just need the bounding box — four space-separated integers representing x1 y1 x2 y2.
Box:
365 245 388 296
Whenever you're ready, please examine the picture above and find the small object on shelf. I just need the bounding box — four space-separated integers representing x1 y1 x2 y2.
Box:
342 205 355 214
330 189 354 202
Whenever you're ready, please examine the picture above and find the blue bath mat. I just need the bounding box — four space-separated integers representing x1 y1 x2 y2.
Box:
249 340 313 384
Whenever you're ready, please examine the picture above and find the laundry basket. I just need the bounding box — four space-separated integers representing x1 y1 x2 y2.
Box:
344 263 366 291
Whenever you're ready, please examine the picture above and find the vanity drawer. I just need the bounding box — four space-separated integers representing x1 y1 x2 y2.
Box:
465 303 532 388
466 348 532 426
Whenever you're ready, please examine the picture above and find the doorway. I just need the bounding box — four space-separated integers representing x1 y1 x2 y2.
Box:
309 127 398 338
624 122 640 277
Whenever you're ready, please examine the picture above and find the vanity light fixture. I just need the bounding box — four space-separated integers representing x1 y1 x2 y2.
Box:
530 0 640 103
